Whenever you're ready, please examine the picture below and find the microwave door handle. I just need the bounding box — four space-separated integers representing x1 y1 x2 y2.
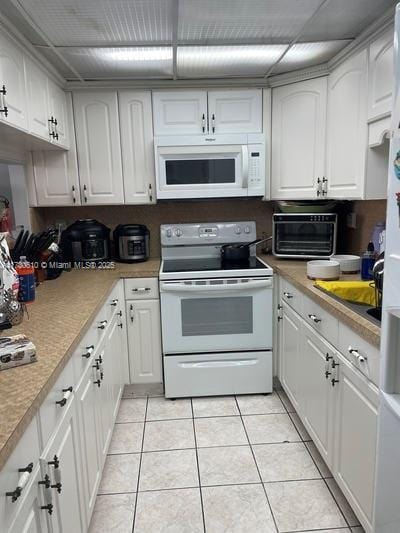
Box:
160 279 272 292
241 145 249 188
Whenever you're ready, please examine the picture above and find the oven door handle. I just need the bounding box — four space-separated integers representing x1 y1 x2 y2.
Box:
179 359 258 369
160 279 272 292
241 145 249 188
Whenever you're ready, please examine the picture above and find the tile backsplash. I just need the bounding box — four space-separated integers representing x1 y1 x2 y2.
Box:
346 200 387 255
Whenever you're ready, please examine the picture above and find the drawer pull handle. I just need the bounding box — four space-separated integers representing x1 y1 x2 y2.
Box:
283 291 293 299
51 481 62 493
132 287 151 292
38 474 51 489
98 320 108 330
6 462 34 502
41 503 54 515
55 387 72 407
308 314 321 323
94 379 101 387
331 378 339 387
110 299 118 307
48 455 59 469
95 355 103 364
130 304 134 322
325 353 333 362
48 454 62 492
82 345 94 358
348 346 367 363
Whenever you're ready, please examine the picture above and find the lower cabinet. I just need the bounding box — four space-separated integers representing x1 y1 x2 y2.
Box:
8 466 46 533
126 298 163 384
278 291 379 533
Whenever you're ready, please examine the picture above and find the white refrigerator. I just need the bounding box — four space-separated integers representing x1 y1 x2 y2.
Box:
374 5 400 532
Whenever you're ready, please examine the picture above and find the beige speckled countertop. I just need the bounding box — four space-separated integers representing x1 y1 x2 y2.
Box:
0 259 160 470
263 255 380 348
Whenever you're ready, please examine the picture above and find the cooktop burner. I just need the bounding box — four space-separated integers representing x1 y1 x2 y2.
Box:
162 256 267 273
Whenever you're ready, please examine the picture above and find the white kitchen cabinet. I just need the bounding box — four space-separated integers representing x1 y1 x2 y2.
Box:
75 359 102 526
280 301 303 412
73 91 124 205
47 80 69 149
0 32 28 131
119 90 156 204
301 323 335 469
107 315 126 420
25 59 51 141
271 77 327 199
32 94 80 206
152 90 207 135
126 298 163 384
208 89 262 134
8 466 47 533
325 50 368 199
40 396 86 533
368 27 394 121
333 351 379 532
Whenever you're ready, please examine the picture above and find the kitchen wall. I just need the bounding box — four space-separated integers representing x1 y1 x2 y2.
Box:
33 198 387 258
34 199 275 257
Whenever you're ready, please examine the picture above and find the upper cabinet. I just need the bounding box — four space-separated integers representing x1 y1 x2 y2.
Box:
152 88 262 136
73 91 124 205
325 49 368 199
0 32 28 131
368 27 394 121
119 90 156 204
152 90 207 135
48 79 69 148
271 77 327 200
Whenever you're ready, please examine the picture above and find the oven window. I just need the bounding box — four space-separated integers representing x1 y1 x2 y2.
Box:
165 159 235 185
181 296 253 336
274 222 334 255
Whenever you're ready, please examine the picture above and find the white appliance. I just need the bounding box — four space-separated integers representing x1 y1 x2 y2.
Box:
154 134 265 199
374 7 400 532
159 221 273 398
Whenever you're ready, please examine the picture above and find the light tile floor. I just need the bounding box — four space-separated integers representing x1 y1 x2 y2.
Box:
89 388 365 533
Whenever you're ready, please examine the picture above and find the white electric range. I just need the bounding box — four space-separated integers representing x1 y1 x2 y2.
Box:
159 221 273 398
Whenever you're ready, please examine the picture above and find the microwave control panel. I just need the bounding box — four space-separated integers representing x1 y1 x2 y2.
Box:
247 143 264 189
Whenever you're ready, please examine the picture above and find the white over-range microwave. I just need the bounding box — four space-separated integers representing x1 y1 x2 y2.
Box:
154 134 265 199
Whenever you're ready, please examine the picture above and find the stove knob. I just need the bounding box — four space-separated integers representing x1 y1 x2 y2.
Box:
175 228 183 237
244 226 251 234
166 228 172 238
235 226 242 235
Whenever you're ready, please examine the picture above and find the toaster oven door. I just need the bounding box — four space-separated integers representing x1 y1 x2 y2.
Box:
273 220 337 258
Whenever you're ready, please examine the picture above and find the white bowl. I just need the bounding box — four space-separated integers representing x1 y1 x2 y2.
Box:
331 254 361 273
307 260 341 280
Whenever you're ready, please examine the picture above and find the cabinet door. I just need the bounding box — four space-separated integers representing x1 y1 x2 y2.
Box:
48 81 69 148
326 50 367 199
333 352 379 531
94 343 113 465
302 324 335 468
280 301 303 412
41 398 86 533
208 89 262 134
75 361 102 526
119 91 156 204
152 90 207 135
0 33 28 131
126 299 162 384
8 467 47 533
73 91 124 204
25 59 51 140
106 316 125 420
368 28 394 121
32 94 80 206
271 78 327 199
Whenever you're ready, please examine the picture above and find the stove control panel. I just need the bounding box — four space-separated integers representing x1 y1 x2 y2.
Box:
161 222 257 246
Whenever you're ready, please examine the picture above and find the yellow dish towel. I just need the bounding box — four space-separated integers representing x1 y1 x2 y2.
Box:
314 280 376 306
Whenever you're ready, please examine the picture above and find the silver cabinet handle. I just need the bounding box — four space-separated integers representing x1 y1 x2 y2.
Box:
98 320 108 330
283 291 293 299
308 314 321 323
130 303 134 322
132 287 151 292
6 462 33 502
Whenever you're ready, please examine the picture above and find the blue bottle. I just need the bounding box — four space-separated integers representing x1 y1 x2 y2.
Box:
361 242 375 281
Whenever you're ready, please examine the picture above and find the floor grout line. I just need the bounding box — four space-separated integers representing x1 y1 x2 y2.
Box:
191 398 207 533
322 476 358 530
234 395 280 533
131 396 148 533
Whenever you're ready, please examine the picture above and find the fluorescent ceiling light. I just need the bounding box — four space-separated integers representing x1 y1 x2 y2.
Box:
98 48 173 62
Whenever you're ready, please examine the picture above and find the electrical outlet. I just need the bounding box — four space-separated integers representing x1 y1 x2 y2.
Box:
347 213 357 229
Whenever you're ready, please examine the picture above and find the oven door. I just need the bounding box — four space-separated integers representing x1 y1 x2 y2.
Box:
273 220 337 258
156 144 248 199
160 277 273 354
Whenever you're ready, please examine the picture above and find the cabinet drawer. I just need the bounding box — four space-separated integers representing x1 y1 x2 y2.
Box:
338 322 380 386
280 278 303 314
124 278 159 300
38 357 75 446
303 295 338 347
0 417 41 531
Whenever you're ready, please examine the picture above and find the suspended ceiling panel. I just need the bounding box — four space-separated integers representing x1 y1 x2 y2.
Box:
178 0 322 43
14 0 175 45
272 40 352 75
178 45 287 78
56 47 173 78
299 0 396 41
